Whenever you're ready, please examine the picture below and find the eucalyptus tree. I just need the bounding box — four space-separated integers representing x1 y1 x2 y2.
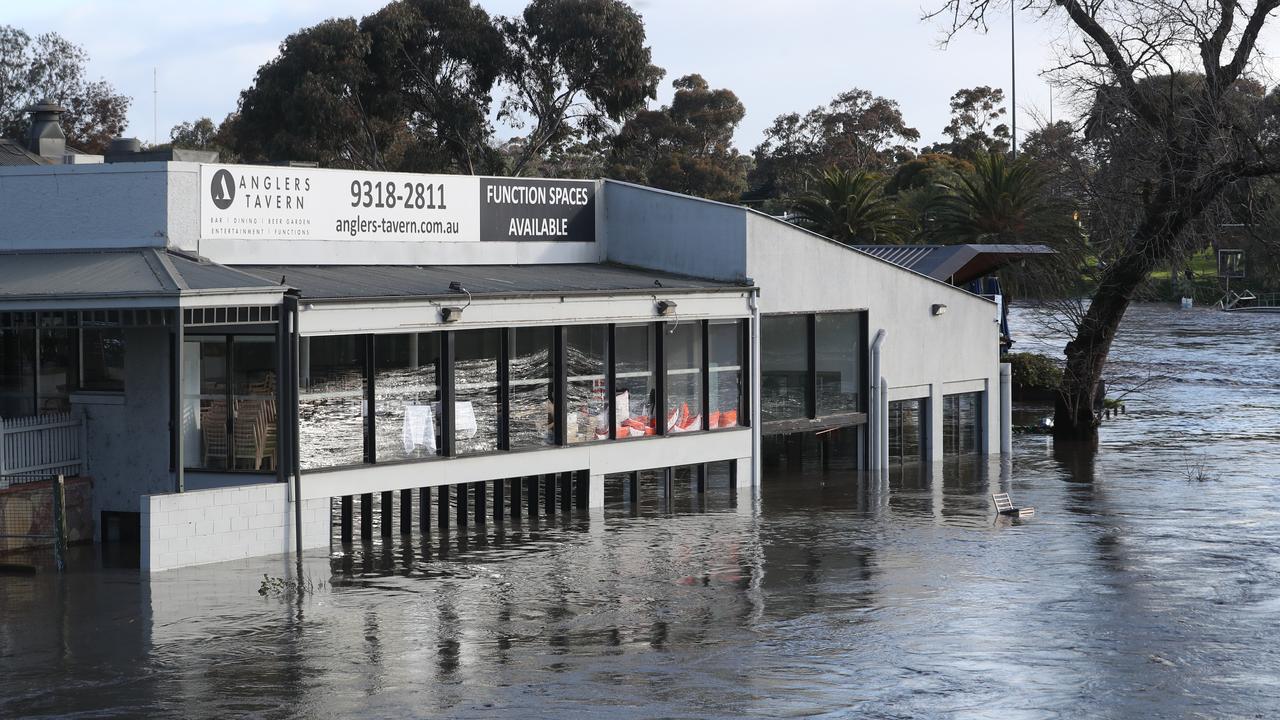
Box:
930 0 1280 439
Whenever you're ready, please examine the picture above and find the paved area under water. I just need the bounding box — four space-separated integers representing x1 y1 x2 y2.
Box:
3 303 1280 719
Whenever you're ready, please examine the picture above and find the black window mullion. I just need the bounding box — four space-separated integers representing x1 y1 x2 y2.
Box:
806 314 817 419
553 326 567 446
655 321 667 436
224 335 234 469
606 324 617 440
499 329 512 451
700 320 710 431
441 331 456 457
364 335 376 464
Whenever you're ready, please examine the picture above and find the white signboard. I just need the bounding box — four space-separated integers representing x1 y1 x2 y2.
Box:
199 164 595 244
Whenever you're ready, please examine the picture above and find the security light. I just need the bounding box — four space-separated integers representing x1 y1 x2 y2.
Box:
656 299 677 316
441 306 464 323
932 303 948 316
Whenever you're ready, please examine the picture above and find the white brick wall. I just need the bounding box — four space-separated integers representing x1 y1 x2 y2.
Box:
141 482 329 572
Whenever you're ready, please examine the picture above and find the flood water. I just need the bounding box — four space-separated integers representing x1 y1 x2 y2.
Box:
4 303 1280 719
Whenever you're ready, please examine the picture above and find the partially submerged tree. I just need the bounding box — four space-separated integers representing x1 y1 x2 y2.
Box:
787 168 910 244
0 26 130 153
608 74 749 202
499 0 663 176
930 0 1280 439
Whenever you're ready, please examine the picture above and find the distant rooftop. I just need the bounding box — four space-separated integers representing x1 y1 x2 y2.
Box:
853 244 1056 285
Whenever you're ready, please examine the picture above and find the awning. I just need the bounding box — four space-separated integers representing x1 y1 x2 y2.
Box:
0 248 288 310
232 263 750 302
852 244 1056 285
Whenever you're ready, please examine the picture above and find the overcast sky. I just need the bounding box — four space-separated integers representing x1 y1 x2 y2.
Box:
7 0 1069 151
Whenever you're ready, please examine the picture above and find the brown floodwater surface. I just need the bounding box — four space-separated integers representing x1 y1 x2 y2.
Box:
3 303 1280 719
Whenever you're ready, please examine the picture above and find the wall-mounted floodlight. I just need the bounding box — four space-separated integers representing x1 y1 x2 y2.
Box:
656 299 678 316
441 306 464 323
931 303 949 316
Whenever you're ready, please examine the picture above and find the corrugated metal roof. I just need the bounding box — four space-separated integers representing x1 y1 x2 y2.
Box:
234 263 748 301
0 139 47 167
0 248 285 300
853 244 1055 284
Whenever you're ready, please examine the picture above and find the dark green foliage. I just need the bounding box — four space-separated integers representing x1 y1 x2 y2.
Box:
608 74 748 202
0 26 130 153
928 152 1081 247
750 89 919 207
500 0 663 175
1008 352 1062 391
787 168 909 244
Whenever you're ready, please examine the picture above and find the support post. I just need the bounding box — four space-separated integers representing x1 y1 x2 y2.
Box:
526 476 539 517
543 474 556 515
419 487 431 532
629 470 639 505
456 483 468 526
587 472 605 509
171 310 185 493
340 495 353 543
663 467 674 511
999 362 1012 455
400 488 412 534
493 478 505 522
559 472 572 511
696 463 707 494
381 490 393 537
360 493 372 539
437 484 449 529
574 469 589 509
509 477 521 518
474 481 486 525
52 475 67 572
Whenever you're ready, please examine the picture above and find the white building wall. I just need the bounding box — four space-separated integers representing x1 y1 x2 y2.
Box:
744 213 1001 457
140 482 328 572
0 163 171 251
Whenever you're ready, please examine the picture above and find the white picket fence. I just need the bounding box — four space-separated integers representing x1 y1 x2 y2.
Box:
0 412 84 487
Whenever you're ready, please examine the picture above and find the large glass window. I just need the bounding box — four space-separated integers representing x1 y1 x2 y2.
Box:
184 335 278 471
888 398 925 465
299 336 365 470
707 320 742 429
231 337 277 470
565 325 609 443
815 313 860 415
509 327 555 449
761 315 808 422
80 327 125 392
943 392 983 456
0 329 35 418
37 327 75 414
664 321 703 433
374 333 440 462
454 329 501 454
614 324 657 437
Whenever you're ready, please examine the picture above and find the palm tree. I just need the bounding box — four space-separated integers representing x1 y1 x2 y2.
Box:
928 152 1077 245
786 168 910 244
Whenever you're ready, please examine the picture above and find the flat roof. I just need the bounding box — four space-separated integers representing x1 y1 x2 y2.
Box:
0 248 286 302
232 263 750 302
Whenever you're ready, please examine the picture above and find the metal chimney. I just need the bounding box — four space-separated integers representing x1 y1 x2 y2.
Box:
25 99 67 159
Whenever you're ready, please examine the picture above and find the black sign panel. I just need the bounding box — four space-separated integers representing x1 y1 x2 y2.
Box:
479 178 595 242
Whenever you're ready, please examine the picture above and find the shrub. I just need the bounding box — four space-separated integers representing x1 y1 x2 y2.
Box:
1008 352 1062 390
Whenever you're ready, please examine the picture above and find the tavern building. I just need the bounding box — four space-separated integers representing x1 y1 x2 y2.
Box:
0 107 1023 572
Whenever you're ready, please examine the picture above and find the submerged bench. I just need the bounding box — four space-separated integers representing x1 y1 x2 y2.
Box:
992 492 1035 518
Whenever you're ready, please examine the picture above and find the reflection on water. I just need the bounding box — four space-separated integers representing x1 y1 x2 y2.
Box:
4 303 1280 718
